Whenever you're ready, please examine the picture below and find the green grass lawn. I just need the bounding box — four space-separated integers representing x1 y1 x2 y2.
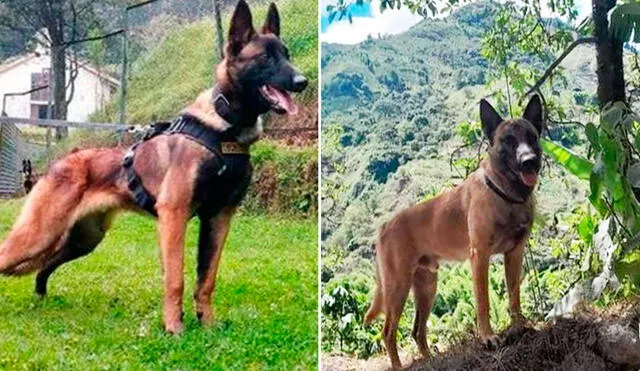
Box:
0 199 317 370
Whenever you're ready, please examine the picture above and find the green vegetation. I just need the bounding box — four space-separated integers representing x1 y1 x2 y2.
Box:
321 0 640 360
0 199 318 369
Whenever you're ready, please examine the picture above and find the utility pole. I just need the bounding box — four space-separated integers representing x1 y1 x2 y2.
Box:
213 0 224 61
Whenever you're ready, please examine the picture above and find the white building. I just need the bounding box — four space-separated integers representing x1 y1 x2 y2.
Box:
0 45 119 122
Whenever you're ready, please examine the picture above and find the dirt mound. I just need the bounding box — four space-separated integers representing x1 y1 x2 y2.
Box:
412 302 640 371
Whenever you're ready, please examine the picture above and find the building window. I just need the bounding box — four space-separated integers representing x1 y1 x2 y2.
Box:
30 104 51 119
30 68 50 102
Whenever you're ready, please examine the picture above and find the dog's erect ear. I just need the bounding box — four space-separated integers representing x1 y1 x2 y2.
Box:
228 0 255 57
523 94 543 134
262 3 280 37
480 99 503 144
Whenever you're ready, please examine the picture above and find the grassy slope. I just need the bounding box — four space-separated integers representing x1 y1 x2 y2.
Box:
0 200 317 369
93 0 317 125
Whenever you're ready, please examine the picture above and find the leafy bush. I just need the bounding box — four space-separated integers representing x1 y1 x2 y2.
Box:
321 274 382 358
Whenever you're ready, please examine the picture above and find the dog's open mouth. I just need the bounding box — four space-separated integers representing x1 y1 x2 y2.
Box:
260 85 299 115
519 171 538 187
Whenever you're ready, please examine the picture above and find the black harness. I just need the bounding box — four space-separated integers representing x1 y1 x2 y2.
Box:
122 113 250 217
484 175 526 204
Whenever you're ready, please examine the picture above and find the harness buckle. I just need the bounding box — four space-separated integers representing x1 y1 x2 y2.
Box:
217 164 227 176
122 148 135 168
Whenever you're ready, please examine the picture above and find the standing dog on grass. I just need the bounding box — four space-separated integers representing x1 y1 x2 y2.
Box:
364 95 543 368
21 159 36 194
0 0 307 334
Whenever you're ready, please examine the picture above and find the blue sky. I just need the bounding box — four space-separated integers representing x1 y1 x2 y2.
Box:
321 0 592 45
320 3 374 33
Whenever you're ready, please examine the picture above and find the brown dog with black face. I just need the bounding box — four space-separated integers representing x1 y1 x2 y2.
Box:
0 0 306 334
364 95 543 368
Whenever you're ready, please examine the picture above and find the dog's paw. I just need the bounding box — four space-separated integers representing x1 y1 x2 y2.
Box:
510 312 528 326
164 321 185 335
480 333 500 350
196 310 215 326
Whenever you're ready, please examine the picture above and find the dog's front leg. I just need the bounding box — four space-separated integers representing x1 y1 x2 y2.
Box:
157 206 189 334
505 241 526 325
470 246 498 348
194 207 236 326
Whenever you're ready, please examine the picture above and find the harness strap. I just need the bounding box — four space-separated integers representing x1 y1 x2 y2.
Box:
484 175 526 204
122 142 158 216
122 114 249 215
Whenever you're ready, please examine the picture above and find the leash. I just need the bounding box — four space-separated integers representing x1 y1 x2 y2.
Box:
483 175 526 204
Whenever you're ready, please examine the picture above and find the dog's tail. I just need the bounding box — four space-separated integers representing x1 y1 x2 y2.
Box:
364 231 385 325
364 277 383 325
0 179 66 276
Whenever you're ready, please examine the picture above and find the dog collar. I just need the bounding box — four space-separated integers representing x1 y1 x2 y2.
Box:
484 175 526 204
211 84 244 127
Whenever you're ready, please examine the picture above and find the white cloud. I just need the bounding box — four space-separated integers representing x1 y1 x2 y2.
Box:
321 0 593 45
321 0 423 44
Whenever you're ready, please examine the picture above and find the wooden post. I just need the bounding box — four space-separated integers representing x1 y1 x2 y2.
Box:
118 9 129 144
213 0 224 61
46 44 54 149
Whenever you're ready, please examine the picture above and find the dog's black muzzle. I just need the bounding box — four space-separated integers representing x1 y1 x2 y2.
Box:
519 154 540 173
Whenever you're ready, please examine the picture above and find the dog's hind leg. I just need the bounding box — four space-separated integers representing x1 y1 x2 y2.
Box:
382 275 411 369
411 263 438 359
34 212 112 296
377 244 412 369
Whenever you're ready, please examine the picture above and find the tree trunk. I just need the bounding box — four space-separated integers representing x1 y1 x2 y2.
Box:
51 43 69 139
593 0 625 108
213 0 224 60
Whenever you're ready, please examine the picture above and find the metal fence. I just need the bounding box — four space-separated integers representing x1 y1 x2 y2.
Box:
0 120 26 196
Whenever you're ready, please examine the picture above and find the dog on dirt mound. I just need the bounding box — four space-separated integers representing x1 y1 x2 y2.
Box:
364 95 544 369
0 0 307 334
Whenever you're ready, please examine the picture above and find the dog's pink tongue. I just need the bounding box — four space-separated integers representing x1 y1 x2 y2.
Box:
269 87 298 115
520 172 537 187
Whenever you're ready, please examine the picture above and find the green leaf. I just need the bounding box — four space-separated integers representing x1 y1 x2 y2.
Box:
610 3 640 42
541 138 594 180
585 122 600 150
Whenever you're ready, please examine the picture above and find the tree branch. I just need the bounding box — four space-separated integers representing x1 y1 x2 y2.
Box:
525 37 596 96
65 48 79 105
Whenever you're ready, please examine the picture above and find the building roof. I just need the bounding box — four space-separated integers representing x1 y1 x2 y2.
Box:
0 54 38 75
0 52 120 87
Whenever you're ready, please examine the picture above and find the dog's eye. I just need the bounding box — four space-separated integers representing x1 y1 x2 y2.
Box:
503 135 517 148
255 53 269 63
